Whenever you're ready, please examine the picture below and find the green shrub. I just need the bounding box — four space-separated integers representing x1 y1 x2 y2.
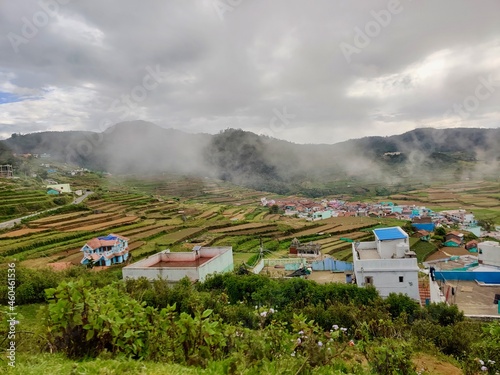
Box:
424 302 464 326
385 293 421 321
44 279 155 359
365 338 416 375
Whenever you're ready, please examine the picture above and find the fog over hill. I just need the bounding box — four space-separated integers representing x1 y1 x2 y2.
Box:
2 121 499 194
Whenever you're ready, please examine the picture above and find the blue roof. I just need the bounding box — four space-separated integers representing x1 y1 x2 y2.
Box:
98 235 119 240
373 227 408 240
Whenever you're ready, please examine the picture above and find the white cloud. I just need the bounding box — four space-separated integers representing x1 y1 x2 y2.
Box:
50 14 105 48
0 0 499 143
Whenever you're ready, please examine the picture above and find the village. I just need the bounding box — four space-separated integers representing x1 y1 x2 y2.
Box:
261 196 494 239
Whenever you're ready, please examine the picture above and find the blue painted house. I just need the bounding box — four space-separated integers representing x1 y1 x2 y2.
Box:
80 234 129 267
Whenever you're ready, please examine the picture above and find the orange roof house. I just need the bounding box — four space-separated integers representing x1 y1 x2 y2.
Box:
80 234 129 267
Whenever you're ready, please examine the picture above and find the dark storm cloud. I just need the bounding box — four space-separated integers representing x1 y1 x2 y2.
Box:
0 0 499 142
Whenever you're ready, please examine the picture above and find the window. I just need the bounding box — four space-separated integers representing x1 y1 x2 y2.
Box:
399 276 404 283
364 276 373 285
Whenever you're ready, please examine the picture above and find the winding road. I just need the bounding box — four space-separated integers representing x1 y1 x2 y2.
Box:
0 190 93 230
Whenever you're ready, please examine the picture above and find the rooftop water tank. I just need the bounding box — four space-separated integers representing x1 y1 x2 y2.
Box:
396 243 409 258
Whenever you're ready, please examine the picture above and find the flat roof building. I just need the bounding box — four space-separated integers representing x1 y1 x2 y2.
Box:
352 227 420 301
122 246 233 283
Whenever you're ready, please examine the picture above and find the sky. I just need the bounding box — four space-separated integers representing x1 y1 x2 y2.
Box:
0 0 499 144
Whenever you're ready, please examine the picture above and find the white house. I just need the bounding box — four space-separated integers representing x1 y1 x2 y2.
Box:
352 227 420 301
478 241 500 268
46 183 72 193
122 246 233 283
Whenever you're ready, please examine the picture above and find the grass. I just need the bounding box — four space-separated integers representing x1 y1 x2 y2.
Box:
411 240 438 263
10 353 203 375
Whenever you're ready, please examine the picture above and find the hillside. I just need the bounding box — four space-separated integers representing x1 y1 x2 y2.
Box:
3 122 500 195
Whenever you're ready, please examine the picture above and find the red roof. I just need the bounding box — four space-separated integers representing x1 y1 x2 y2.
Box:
86 238 117 250
418 282 431 306
84 234 129 250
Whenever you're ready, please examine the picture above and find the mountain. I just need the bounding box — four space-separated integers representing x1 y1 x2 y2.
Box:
3 121 211 175
2 122 500 195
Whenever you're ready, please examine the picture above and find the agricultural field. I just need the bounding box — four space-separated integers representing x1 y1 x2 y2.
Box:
1 175 498 270
391 180 500 219
0 186 63 221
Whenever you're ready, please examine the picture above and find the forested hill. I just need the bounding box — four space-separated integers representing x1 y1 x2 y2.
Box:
2 122 499 194
0 141 14 165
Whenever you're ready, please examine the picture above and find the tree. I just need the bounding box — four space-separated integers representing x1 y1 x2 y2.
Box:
269 204 279 214
478 219 494 232
435 226 446 236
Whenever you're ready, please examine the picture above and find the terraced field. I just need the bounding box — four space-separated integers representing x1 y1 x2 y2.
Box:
0 188 60 221
9 176 498 270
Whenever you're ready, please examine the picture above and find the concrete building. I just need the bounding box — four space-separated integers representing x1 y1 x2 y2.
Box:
46 183 72 193
289 238 321 258
122 246 233 283
312 210 332 220
478 241 500 267
441 209 477 226
352 227 420 301
0 165 13 178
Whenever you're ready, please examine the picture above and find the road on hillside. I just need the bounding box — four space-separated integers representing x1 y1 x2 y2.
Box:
0 190 93 230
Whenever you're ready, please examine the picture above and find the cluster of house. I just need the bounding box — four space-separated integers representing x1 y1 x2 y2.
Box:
261 197 439 220
351 227 500 311
13 153 51 159
45 182 86 197
79 226 499 315
261 197 483 235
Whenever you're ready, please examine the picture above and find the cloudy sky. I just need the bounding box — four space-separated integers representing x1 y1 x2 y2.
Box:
1 0 499 144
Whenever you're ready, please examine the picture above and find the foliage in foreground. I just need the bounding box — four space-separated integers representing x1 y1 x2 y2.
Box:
1 272 499 374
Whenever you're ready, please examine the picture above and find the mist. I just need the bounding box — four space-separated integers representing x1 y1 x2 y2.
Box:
2 121 499 196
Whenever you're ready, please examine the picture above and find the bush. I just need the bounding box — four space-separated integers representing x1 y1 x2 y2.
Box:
44 279 155 359
365 338 416 375
385 293 421 321
424 302 464 326
0 267 62 305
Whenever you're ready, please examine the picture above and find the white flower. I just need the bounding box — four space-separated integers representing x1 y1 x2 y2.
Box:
291 351 296 357
298 330 304 335
481 366 487 372
260 311 267 317
340 327 348 332
479 360 485 365
269 308 275 314
318 341 323 347
297 338 302 345
332 324 339 330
